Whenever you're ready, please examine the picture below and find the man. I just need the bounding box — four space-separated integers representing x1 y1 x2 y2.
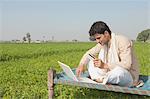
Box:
76 21 139 87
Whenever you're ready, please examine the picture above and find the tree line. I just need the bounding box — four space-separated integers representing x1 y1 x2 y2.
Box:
21 29 150 44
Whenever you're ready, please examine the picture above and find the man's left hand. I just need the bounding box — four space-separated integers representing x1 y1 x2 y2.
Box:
93 58 104 68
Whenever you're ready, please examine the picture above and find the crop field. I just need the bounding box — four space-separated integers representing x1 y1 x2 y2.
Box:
0 42 149 99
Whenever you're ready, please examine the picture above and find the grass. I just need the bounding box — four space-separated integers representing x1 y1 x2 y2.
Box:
0 42 149 99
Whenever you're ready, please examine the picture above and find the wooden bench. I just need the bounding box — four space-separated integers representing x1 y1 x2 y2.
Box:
48 68 150 99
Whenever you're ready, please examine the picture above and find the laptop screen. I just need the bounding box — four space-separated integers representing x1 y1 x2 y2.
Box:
58 61 78 81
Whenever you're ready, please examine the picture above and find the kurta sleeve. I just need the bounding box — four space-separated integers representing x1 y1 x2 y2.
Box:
79 43 102 66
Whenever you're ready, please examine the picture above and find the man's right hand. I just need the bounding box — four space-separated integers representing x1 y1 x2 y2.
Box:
76 65 84 77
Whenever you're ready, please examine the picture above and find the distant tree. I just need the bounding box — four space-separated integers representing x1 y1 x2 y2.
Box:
23 36 26 42
136 29 150 42
11 40 15 43
26 32 31 43
28 38 31 43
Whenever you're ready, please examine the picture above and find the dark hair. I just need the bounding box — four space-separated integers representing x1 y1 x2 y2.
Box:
89 21 111 36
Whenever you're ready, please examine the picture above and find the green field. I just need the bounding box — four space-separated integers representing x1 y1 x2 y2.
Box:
0 42 149 99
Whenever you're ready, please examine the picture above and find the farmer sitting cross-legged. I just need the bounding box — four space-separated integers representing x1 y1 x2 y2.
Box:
76 21 140 87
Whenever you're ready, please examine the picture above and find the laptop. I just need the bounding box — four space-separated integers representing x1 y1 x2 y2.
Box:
58 61 100 84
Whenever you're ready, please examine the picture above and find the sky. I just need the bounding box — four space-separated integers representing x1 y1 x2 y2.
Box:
0 0 149 41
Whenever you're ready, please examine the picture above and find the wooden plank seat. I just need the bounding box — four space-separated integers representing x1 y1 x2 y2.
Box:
48 68 150 99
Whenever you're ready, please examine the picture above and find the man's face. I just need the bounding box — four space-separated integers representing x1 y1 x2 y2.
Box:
94 31 110 45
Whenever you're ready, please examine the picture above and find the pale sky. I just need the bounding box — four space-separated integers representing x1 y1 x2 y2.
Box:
0 0 150 41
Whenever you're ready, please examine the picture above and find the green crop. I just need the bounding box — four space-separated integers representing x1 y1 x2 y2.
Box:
0 42 149 99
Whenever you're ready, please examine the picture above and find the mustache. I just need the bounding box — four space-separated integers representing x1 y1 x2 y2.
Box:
98 42 104 45
98 42 106 46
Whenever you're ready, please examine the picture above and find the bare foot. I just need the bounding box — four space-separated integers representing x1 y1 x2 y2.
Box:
95 78 104 83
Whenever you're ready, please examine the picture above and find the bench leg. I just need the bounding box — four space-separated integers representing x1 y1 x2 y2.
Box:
48 69 56 99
